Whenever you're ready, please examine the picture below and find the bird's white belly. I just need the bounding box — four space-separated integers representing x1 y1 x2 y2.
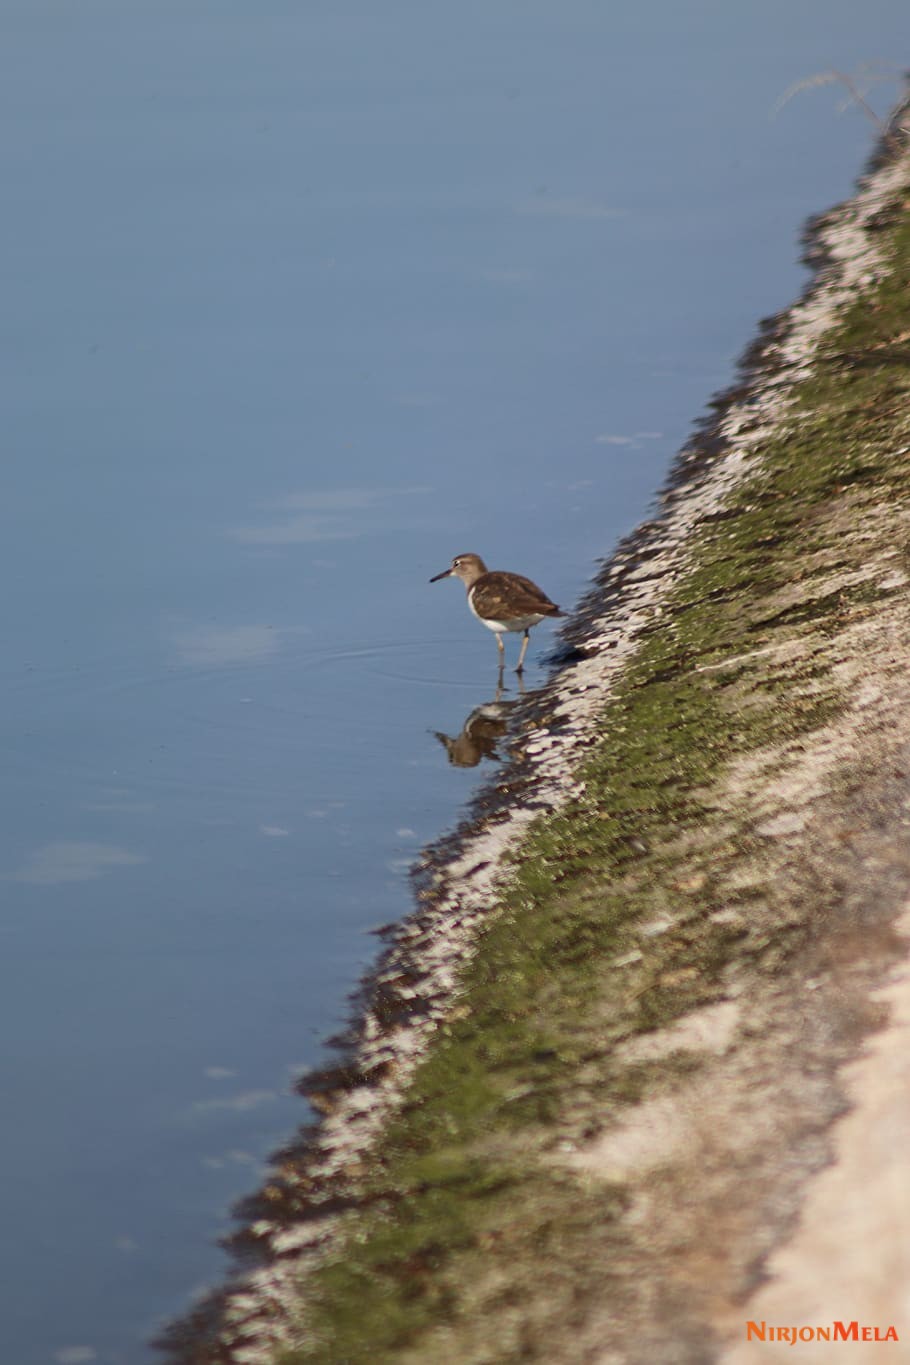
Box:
468 594 544 634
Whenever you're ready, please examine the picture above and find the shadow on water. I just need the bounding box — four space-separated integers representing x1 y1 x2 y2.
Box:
432 674 528 768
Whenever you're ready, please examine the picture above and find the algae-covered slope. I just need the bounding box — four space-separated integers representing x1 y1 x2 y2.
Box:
167 112 910 1365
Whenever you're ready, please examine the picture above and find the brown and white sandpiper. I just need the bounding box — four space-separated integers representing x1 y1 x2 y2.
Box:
429 552 562 672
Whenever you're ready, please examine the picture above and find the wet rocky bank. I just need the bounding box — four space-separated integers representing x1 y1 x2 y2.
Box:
164 107 910 1365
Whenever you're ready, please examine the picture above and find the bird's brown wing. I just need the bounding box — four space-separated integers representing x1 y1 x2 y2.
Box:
472 571 562 619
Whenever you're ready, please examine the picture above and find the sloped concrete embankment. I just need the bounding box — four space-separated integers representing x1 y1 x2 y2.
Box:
166 115 910 1365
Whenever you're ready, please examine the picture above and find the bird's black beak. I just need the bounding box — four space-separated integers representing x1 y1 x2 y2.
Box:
429 568 453 583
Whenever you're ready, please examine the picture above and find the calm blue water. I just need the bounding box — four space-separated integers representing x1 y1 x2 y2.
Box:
0 3 905 1361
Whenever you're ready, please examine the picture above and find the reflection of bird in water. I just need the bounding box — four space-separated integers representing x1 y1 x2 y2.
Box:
429 553 562 672
433 680 524 768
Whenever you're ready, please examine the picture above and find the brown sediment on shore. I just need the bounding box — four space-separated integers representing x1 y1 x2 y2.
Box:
163 103 910 1364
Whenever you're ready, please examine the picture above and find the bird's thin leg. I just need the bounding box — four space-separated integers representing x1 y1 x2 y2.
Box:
516 629 530 673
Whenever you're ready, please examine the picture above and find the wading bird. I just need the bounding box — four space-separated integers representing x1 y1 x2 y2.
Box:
429 552 562 672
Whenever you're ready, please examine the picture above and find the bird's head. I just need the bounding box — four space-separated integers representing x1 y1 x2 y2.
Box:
429 552 487 586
